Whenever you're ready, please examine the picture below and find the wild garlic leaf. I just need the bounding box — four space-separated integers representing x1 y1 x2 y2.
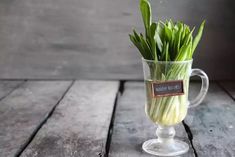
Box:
150 23 157 60
130 33 152 60
133 29 141 42
129 34 146 58
155 34 163 53
150 23 157 36
140 0 152 37
185 25 191 35
167 20 173 30
162 41 169 61
175 26 183 54
156 23 164 40
169 29 175 57
181 25 186 46
192 20 205 54
169 20 174 28
176 43 191 61
165 42 170 61
164 26 172 42
184 27 195 45
139 34 153 59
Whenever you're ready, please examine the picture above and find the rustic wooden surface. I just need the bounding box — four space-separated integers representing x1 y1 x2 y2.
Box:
219 81 235 100
185 83 235 157
0 81 72 157
0 81 24 100
0 80 234 157
108 82 195 157
0 0 235 80
21 80 119 157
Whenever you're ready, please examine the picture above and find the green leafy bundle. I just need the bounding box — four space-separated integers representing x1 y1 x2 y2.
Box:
129 0 206 126
129 0 205 62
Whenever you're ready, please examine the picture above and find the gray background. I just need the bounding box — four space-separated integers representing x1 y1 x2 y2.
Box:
0 0 234 80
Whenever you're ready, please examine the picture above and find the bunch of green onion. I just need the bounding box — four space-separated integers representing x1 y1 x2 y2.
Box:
129 0 205 125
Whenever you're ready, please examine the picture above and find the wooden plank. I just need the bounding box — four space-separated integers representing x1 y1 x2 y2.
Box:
109 82 194 157
21 80 119 157
185 82 235 156
0 81 72 157
0 0 234 80
0 80 24 100
219 81 235 100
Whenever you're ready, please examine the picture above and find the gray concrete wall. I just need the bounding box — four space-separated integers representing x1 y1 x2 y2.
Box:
0 0 234 80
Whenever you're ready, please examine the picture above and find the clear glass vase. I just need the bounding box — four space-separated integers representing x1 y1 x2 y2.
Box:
142 58 209 156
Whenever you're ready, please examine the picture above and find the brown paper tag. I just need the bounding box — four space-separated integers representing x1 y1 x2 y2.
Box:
152 80 184 97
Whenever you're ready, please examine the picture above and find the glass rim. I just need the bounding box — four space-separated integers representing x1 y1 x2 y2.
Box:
142 58 193 64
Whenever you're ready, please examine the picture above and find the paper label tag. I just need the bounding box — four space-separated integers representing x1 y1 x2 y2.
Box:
152 80 184 97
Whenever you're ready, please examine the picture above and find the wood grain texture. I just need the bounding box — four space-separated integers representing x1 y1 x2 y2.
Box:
109 82 194 157
185 82 235 157
0 81 72 157
219 81 235 100
21 80 119 157
0 80 24 99
0 0 234 80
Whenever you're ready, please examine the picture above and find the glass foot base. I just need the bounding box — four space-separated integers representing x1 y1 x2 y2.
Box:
142 139 189 156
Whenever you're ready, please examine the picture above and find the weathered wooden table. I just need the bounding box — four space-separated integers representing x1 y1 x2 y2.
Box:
0 80 234 157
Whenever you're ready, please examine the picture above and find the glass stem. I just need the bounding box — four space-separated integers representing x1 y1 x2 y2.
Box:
156 125 175 143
